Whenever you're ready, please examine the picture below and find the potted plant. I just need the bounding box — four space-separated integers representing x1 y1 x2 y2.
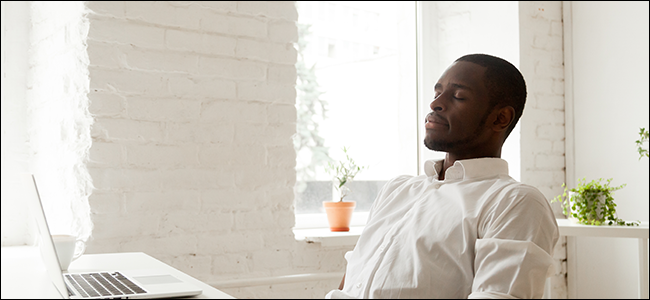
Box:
552 178 640 226
323 147 367 232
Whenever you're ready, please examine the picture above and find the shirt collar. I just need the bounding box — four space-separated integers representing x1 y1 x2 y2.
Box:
424 157 509 181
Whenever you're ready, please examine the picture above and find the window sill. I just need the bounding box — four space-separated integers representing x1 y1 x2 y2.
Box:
293 226 364 247
293 212 368 247
294 212 369 229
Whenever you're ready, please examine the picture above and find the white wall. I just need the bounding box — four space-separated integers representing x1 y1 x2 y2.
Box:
1 1 32 246
568 1 649 299
83 2 346 298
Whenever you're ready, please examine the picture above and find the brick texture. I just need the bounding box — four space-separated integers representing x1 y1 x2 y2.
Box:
84 2 348 298
519 2 568 298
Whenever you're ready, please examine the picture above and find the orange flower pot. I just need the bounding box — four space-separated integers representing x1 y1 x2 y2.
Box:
323 201 356 232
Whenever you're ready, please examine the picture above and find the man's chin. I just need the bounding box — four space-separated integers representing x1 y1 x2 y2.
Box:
423 138 450 152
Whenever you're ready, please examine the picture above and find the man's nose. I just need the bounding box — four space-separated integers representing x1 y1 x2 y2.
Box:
430 94 445 112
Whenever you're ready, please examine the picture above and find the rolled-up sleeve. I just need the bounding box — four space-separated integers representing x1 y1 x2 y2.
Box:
469 238 554 299
470 186 559 299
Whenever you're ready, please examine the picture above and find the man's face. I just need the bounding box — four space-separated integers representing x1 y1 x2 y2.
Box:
424 61 494 154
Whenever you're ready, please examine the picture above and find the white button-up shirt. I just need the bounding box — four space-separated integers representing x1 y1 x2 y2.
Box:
327 158 559 299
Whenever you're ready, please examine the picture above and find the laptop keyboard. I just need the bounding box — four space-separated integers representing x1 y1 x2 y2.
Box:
65 272 147 298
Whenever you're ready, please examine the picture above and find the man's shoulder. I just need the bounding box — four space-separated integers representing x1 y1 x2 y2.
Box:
492 180 554 213
503 181 546 199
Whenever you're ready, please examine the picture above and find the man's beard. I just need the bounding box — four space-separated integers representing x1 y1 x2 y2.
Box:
423 110 490 152
424 130 482 152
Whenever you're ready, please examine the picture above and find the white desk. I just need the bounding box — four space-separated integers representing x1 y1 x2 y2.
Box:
556 219 649 299
1 246 235 299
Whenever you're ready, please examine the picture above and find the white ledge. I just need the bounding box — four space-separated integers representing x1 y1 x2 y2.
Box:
556 219 649 238
293 226 364 247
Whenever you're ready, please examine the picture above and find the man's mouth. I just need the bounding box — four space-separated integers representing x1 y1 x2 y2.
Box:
425 113 449 128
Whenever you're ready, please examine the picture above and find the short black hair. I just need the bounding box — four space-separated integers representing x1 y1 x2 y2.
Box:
455 54 527 139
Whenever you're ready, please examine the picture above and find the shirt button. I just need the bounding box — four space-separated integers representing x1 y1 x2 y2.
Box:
379 245 385 251
356 283 362 288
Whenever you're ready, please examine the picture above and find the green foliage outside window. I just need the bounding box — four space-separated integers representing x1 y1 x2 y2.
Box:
636 127 649 159
294 23 331 193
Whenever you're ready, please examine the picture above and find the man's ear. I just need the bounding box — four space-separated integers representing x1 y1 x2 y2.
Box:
492 106 515 133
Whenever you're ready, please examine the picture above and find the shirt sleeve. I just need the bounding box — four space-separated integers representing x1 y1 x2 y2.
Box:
469 185 559 299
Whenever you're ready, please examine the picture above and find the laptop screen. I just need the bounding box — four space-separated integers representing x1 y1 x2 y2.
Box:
24 174 70 299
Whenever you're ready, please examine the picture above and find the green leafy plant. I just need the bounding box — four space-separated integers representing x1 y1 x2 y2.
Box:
636 127 649 160
326 147 367 202
552 178 639 226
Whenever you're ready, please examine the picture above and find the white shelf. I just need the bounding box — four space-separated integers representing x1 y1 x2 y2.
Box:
556 219 649 238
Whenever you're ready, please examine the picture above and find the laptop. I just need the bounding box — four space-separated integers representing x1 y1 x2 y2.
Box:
24 174 203 299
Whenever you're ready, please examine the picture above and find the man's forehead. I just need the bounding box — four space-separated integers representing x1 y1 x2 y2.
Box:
436 61 487 89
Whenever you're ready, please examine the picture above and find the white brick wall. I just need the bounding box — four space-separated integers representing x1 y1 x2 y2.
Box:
84 2 345 298
519 2 567 298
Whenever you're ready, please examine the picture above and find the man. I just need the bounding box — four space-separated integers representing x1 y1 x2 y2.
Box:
326 54 559 299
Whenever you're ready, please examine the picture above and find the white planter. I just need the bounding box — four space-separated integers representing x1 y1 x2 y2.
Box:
568 191 607 224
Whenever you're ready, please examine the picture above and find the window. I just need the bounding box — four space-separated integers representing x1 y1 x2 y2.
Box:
294 1 521 229
294 1 418 228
